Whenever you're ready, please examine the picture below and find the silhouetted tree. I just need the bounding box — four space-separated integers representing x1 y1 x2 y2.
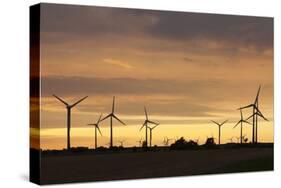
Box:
204 137 216 148
170 137 198 150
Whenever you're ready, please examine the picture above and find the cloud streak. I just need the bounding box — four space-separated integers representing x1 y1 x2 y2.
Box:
103 58 133 69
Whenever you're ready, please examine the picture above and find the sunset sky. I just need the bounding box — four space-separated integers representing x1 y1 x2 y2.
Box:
33 4 273 150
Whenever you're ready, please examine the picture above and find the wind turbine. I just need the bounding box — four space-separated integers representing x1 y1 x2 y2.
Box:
53 95 88 150
118 140 126 147
139 106 158 147
87 114 103 149
147 125 159 147
136 137 143 147
100 96 126 147
163 137 172 146
211 120 228 145
228 137 234 143
233 109 251 144
238 86 268 143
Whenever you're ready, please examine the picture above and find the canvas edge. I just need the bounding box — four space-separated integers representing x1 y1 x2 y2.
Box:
29 3 41 185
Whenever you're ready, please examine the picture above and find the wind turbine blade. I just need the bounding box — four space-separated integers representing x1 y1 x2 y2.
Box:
211 120 220 126
239 104 253 110
144 106 148 120
254 85 261 105
242 120 251 124
113 114 126 125
221 120 228 126
71 96 88 107
256 110 268 121
148 120 159 125
97 113 103 123
87 123 96 126
245 114 254 121
151 125 159 130
100 114 111 122
254 106 267 120
240 109 243 119
112 96 115 113
139 122 146 131
233 120 241 129
97 125 102 136
53 95 68 106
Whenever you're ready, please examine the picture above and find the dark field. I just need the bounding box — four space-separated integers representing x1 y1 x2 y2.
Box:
38 145 273 184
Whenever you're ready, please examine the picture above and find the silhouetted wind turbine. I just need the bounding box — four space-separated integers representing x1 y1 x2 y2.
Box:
139 106 158 147
100 96 126 147
53 95 88 150
238 86 268 143
163 137 172 146
228 137 234 143
147 125 159 147
88 114 103 149
136 137 143 147
118 140 126 147
211 120 228 145
233 109 251 144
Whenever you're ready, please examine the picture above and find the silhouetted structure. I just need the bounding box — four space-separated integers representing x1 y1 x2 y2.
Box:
211 120 228 145
139 106 158 147
239 86 268 143
53 95 88 150
100 96 126 147
233 109 251 144
88 114 103 149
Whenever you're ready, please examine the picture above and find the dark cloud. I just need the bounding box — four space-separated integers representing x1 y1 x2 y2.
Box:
148 11 273 51
41 3 273 52
40 3 156 43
